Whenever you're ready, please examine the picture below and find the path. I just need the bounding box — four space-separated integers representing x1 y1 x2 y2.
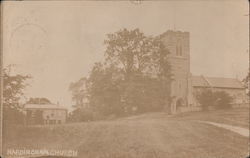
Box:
197 121 249 137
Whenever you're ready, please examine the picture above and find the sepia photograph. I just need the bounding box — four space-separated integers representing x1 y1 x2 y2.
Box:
1 0 249 158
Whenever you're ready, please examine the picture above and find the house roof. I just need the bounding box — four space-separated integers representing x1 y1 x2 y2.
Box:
192 75 245 89
24 104 67 110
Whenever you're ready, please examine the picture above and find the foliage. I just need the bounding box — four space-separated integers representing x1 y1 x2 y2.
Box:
213 91 233 109
242 71 249 96
104 29 170 79
195 89 215 111
88 64 124 116
69 77 88 109
69 28 172 121
68 108 94 122
196 89 233 110
3 67 31 124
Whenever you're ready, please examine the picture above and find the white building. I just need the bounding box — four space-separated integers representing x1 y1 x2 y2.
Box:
24 104 67 125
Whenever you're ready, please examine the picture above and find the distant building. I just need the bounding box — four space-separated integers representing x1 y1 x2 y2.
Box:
160 30 248 114
24 104 67 125
192 75 248 105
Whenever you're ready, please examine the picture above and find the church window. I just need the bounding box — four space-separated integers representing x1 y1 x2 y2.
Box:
176 39 182 56
176 45 179 56
179 45 182 56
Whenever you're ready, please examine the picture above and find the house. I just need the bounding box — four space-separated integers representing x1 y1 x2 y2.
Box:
24 104 67 125
160 30 248 114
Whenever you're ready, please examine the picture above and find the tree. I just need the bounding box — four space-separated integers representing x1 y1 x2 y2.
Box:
69 28 172 121
242 71 249 96
3 67 31 124
69 77 88 108
104 28 170 79
87 63 123 116
104 28 171 114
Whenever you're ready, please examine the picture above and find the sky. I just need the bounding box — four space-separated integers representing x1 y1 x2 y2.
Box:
2 0 249 110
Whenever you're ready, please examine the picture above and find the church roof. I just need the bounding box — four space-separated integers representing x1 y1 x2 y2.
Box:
192 76 245 89
192 76 210 87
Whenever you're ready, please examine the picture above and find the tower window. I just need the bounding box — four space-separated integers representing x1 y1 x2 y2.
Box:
176 39 182 56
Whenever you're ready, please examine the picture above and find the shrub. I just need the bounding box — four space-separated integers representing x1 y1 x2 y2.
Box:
68 108 94 122
196 89 216 111
196 89 233 111
213 91 233 109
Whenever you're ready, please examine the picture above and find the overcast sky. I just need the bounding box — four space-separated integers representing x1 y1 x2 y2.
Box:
3 0 249 109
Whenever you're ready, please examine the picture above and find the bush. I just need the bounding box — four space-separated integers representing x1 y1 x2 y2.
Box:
68 108 94 122
196 89 215 111
196 89 233 111
213 91 233 109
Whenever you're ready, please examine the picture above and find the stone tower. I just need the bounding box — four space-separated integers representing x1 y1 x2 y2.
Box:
160 30 192 114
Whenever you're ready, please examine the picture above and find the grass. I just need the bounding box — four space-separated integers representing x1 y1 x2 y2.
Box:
3 108 249 158
172 107 249 128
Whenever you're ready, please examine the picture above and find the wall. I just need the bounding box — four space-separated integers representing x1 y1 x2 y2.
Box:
42 109 67 124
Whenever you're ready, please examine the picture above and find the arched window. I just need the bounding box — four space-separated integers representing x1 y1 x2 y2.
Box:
176 45 179 56
179 45 182 56
176 39 182 56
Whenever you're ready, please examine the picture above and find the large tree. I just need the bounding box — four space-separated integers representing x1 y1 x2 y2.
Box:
69 28 172 120
3 67 31 124
104 28 170 78
104 28 171 113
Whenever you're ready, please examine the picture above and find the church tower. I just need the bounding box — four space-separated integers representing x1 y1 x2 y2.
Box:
160 30 192 113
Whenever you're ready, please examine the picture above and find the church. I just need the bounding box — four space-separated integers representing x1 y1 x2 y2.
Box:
160 30 248 114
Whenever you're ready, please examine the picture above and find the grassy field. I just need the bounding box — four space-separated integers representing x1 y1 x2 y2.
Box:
172 107 249 128
3 108 249 158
